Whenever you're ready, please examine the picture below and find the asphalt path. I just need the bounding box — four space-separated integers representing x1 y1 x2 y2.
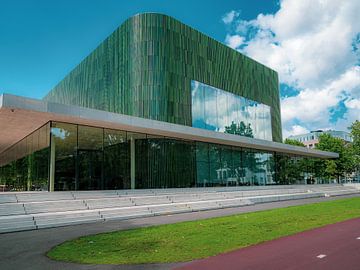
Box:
0 194 359 270
176 217 360 270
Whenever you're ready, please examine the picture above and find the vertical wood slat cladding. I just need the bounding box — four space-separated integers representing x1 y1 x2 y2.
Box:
44 13 282 142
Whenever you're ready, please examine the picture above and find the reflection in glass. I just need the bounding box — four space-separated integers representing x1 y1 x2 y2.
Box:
0 123 50 191
191 80 272 141
104 129 130 189
78 126 103 190
0 122 326 191
52 122 77 191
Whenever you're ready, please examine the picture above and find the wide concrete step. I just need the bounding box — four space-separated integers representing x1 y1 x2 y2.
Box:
169 194 205 203
0 185 357 234
217 199 254 208
100 207 153 221
0 194 18 204
248 192 324 203
148 204 191 215
16 193 74 202
132 196 172 206
72 191 119 200
24 200 87 214
34 211 103 228
324 190 360 197
85 198 134 209
187 201 221 211
196 193 228 200
0 203 25 216
36 217 103 228
118 190 155 196
310 186 354 191
0 215 36 233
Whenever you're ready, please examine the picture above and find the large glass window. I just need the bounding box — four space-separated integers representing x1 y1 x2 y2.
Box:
104 129 130 189
191 80 272 140
52 122 77 191
0 121 328 191
78 126 103 190
0 123 50 191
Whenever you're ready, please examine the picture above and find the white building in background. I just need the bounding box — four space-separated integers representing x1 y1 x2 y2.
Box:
288 130 353 149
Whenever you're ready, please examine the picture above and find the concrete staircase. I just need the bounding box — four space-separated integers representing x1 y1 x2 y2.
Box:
0 184 358 234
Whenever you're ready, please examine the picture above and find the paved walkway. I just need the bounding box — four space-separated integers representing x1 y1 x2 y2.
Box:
0 194 359 270
176 217 360 270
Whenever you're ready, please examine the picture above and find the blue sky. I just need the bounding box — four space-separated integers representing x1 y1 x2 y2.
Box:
0 0 277 99
0 0 359 138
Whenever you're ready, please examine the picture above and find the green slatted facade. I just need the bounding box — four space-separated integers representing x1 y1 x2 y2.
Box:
44 13 282 142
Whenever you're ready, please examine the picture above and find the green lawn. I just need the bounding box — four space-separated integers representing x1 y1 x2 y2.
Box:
47 197 360 264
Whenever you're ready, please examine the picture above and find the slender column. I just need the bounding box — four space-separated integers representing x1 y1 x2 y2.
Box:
49 133 55 192
27 154 33 191
130 136 135 189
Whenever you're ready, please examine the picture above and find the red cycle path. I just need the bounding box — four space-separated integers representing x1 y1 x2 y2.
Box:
175 218 360 270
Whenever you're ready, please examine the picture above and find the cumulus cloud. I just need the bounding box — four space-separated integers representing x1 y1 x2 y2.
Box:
222 0 360 138
225 34 244 49
345 98 360 109
222 10 240 24
283 125 310 139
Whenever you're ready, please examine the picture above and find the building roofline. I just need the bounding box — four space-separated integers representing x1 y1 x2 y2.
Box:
0 94 338 159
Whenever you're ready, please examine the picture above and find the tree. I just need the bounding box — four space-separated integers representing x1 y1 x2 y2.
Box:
349 121 360 180
225 121 254 138
350 120 360 155
284 138 306 147
324 160 337 180
275 139 307 184
315 134 354 182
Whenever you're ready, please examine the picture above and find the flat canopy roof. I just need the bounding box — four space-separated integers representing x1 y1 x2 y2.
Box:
0 94 338 159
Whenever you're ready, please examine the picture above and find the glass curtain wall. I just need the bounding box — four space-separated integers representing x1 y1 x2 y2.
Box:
51 122 130 191
0 121 329 191
0 123 50 191
194 142 275 187
50 121 280 190
191 80 272 141
104 129 130 189
51 122 197 190
135 135 196 188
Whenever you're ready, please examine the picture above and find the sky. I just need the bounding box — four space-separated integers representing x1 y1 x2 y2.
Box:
0 0 359 138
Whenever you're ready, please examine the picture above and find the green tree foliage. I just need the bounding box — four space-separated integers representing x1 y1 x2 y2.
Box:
225 121 254 138
224 122 262 183
315 134 354 182
350 120 360 155
275 139 307 184
284 138 306 147
349 120 360 178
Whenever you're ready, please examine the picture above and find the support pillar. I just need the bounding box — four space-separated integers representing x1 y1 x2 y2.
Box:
49 133 55 192
27 154 33 191
130 136 135 189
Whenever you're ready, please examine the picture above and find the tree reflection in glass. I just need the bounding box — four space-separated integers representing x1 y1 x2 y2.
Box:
191 80 272 141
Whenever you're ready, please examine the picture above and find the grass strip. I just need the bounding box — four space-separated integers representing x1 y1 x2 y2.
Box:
47 197 360 264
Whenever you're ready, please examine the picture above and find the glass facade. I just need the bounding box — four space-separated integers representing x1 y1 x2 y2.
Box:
191 80 272 141
0 121 328 191
0 123 50 191
50 122 196 191
194 143 275 187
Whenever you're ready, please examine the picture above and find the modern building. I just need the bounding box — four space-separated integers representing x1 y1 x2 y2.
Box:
0 13 338 192
288 130 353 149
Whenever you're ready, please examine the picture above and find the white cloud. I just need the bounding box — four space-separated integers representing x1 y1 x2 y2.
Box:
283 125 310 139
223 0 360 138
222 10 240 25
225 34 244 49
345 98 360 109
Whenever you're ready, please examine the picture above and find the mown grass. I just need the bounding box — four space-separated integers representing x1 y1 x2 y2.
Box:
47 197 360 264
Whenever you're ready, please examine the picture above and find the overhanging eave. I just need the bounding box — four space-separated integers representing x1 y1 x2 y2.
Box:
0 94 339 159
